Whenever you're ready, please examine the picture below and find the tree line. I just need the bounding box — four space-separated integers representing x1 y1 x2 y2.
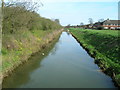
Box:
2 0 62 34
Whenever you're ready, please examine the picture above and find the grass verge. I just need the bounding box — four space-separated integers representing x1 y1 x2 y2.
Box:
69 28 120 87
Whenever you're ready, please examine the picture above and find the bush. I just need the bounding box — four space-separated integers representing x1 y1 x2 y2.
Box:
2 3 62 34
97 26 104 30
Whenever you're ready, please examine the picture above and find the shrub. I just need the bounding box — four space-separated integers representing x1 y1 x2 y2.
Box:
2 2 62 34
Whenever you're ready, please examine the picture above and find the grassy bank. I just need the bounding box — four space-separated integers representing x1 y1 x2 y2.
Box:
69 28 120 87
2 30 61 88
1 2 62 79
2 29 62 78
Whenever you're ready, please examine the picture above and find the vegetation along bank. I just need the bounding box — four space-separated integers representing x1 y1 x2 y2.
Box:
69 28 120 87
1 2 62 79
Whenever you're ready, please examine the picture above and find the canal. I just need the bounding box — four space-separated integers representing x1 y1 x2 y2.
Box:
3 32 116 88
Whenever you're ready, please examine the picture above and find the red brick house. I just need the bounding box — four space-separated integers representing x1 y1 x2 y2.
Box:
92 19 120 30
103 19 120 30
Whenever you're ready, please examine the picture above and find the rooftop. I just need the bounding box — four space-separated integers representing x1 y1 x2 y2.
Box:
103 20 120 24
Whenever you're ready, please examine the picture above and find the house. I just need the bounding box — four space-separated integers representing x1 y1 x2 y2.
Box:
83 24 91 29
92 19 120 30
65 19 120 30
102 19 120 30
92 22 104 30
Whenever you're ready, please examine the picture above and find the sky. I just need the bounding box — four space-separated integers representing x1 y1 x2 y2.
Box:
4 0 120 26
38 0 119 26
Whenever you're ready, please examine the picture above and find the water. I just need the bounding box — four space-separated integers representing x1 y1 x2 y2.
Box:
3 32 116 88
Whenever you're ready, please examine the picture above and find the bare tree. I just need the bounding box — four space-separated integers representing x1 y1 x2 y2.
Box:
80 22 84 26
88 18 93 25
98 19 104 22
67 24 71 26
4 0 43 12
55 19 60 24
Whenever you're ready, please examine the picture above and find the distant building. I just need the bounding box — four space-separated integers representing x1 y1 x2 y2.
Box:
102 19 120 30
65 19 120 30
84 24 91 29
92 19 120 30
92 22 104 30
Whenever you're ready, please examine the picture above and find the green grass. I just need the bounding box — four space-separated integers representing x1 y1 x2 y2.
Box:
70 28 119 36
2 3 62 76
69 28 120 86
2 29 61 76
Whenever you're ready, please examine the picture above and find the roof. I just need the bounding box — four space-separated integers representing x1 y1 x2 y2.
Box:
103 20 120 24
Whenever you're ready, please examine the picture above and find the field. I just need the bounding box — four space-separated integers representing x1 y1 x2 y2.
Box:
69 28 120 86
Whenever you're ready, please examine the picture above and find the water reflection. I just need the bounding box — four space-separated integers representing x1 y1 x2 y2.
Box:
3 32 116 88
66 31 70 36
3 37 59 88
